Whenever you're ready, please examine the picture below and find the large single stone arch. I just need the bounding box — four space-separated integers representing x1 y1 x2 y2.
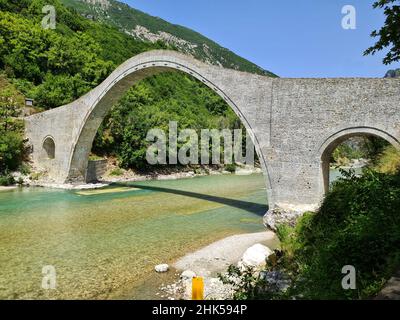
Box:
65 51 272 190
25 50 400 211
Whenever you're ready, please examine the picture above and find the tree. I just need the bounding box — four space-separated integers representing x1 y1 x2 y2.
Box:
364 0 400 65
0 74 25 173
0 132 24 172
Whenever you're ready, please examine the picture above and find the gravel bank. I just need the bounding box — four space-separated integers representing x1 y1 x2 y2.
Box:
173 231 279 277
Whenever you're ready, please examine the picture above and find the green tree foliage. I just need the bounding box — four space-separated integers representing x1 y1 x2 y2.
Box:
0 132 24 172
93 72 240 170
364 0 400 64
33 74 91 109
374 145 400 174
0 9 114 107
0 0 165 110
0 74 25 178
0 0 251 173
331 136 389 166
0 0 31 13
274 169 400 299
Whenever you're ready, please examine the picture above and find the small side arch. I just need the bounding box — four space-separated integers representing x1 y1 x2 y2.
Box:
318 126 400 194
42 136 56 160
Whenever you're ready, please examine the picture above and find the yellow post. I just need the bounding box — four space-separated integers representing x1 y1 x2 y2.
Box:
192 277 204 300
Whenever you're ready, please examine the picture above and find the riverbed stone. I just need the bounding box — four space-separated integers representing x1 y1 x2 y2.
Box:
181 270 196 280
263 207 305 231
155 264 169 273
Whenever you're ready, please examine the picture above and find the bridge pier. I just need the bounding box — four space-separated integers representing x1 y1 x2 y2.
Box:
268 161 323 211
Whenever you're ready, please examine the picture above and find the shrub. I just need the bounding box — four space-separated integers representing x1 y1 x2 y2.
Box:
29 172 42 181
278 169 400 299
0 131 24 172
374 145 400 174
224 163 237 173
18 162 31 175
0 172 15 186
0 73 26 173
231 169 400 300
109 167 124 177
219 265 274 300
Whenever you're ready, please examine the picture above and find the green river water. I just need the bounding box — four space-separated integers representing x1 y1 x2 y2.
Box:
0 168 356 300
0 173 270 300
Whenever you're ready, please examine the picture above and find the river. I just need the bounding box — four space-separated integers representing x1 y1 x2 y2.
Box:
0 173 271 300
0 167 360 300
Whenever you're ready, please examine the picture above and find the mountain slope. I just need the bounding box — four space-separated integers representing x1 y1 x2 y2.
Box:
0 0 265 176
61 0 277 77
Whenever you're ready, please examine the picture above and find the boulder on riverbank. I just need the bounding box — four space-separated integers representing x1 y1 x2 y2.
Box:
238 244 273 270
155 264 169 273
173 231 278 275
163 232 279 300
180 270 196 280
263 207 305 231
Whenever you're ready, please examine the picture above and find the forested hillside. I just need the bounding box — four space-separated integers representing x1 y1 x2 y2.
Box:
0 0 167 110
60 0 276 77
0 0 271 183
0 74 26 185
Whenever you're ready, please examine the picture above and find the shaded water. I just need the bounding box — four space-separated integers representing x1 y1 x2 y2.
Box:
0 174 269 300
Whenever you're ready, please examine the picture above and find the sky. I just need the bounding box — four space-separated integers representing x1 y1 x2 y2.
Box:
119 0 400 78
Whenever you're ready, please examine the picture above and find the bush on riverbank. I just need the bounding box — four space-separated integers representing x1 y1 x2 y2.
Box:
0 74 26 181
276 169 400 299
0 171 16 186
229 168 400 300
374 145 400 174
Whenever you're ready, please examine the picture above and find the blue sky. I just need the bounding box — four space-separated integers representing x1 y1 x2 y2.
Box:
121 0 399 78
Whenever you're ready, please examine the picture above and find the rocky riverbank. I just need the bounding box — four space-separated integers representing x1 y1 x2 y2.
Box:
154 231 279 300
0 186 18 192
12 163 262 190
100 161 262 185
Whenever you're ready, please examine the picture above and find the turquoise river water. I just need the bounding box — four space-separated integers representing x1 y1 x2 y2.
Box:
0 173 271 300
0 168 355 300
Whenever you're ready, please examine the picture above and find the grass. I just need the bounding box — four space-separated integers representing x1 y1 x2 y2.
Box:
109 167 124 177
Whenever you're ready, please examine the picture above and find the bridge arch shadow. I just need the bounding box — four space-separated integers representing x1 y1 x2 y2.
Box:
114 183 269 216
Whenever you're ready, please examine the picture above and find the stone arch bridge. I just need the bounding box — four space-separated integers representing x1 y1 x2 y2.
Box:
25 50 400 211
